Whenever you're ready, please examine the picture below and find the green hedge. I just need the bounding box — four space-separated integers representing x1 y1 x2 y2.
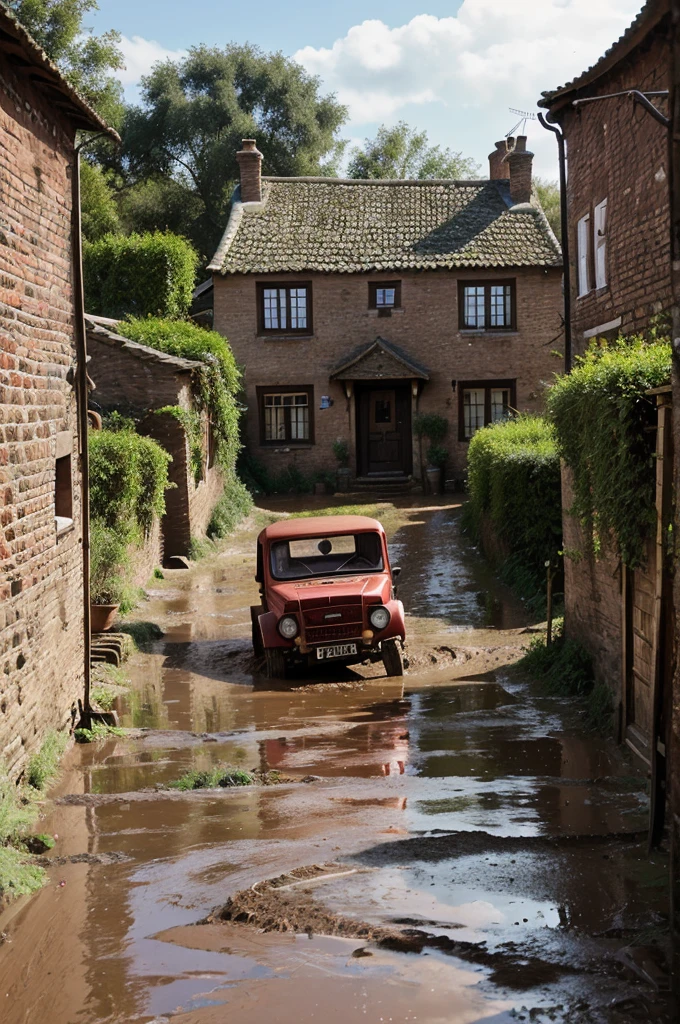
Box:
547 335 671 567
464 415 562 592
89 428 171 539
84 231 198 319
117 317 241 473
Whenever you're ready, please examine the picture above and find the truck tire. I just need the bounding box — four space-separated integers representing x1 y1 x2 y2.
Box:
251 606 264 658
265 647 287 679
382 639 403 677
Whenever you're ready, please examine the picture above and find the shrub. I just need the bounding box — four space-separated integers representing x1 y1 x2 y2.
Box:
117 317 241 474
89 520 131 605
84 231 198 319
547 335 671 567
207 477 253 539
464 414 562 595
89 428 171 539
414 413 448 444
332 439 350 467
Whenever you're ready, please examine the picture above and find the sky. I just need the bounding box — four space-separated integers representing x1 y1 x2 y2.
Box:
89 0 645 180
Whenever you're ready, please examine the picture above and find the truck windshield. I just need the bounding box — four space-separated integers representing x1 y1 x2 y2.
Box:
270 533 384 580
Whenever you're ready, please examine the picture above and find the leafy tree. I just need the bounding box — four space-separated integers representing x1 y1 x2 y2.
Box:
347 122 480 180
118 44 348 264
6 0 124 126
80 161 120 241
535 178 561 239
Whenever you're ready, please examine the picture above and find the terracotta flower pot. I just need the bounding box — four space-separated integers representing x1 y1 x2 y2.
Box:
425 466 442 494
90 603 119 633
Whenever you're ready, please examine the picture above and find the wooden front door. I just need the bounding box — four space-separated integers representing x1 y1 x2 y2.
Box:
357 385 411 475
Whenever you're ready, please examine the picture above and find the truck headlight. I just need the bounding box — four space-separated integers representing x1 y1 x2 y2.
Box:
278 615 299 640
369 606 390 631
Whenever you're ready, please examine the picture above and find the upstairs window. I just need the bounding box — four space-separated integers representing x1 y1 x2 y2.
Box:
577 213 591 296
369 281 401 314
459 281 515 331
257 386 314 444
459 380 515 440
594 198 607 290
258 283 312 334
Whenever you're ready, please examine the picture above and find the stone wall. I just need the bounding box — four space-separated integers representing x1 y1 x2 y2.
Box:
555 19 670 353
213 266 563 481
0 50 83 776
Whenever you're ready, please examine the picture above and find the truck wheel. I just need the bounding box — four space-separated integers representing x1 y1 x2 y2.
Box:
251 606 264 657
382 639 404 677
265 647 287 679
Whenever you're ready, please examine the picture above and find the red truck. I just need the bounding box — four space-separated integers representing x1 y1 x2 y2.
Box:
251 515 405 678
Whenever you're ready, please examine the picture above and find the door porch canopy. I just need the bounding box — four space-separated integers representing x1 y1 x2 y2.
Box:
330 335 430 387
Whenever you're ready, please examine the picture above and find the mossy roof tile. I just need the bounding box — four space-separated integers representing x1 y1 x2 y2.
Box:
212 178 562 275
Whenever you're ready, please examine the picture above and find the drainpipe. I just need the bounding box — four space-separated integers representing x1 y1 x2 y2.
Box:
71 133 117 724
537 114 572 373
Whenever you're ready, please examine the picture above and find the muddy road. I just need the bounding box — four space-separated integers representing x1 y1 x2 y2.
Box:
0 497 670 1023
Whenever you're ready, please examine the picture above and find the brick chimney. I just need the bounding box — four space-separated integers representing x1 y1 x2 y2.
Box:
236 139 263 203
506 135 534 205
488 140 509 180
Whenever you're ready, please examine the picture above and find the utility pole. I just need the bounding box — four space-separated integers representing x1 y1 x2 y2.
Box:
669 0 680 996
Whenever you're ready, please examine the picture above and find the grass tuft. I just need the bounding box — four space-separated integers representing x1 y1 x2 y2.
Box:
91 686 117 712
0 846 45 899
26 731 68 791
74 723 126 743
117 621 164 647
169 765 254 790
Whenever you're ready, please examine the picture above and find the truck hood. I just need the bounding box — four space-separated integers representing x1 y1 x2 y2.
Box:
269 574 389 608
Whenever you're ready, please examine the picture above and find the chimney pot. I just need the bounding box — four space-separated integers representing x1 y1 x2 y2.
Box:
236 139 263 203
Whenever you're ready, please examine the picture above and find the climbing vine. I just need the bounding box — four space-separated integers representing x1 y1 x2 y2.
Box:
546 335 671 567
89 427 171 540
156 406 204 484
117 317 241 474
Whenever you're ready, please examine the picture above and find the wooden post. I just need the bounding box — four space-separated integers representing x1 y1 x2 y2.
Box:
546 560 553 646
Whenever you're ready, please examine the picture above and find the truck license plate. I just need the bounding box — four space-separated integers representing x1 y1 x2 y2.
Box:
316 643 358 660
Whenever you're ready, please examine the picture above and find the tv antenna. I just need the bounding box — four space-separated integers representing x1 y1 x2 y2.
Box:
507 108 537 137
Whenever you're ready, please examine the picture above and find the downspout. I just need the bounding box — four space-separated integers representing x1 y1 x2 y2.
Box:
71 133 117 723
537 114 572 373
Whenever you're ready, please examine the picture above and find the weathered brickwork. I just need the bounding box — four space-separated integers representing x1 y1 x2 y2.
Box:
0 51 83 776
214 267 563 481
551 19 670 350
88 329 224 558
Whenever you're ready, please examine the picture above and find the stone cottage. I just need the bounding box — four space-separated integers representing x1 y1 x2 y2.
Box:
0 9 116 775
86 315 224 562
209 138 563 487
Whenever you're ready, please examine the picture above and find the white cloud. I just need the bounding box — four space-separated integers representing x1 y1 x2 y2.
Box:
294 1 644 176
118 35 187 87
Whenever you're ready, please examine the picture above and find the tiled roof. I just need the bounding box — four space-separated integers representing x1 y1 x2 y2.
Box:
85 315 202 372
0 5 118 137
539 0 667 108
210 178 562 275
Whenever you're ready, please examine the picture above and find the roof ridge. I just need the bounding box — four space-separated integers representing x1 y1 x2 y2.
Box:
261 176 496 187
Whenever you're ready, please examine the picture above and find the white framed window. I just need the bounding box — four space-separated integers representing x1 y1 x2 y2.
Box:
594 198 607 290
577 214 591 297
261 390 311 442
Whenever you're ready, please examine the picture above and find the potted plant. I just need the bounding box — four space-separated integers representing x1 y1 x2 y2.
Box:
90 520 129 633
425 443 448 494
414 414 449 493
332 438 351 492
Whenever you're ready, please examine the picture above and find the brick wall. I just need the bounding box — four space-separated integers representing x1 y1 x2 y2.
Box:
561 468 623 697
213 267 563 481
0 51 83 776
556 20 670 351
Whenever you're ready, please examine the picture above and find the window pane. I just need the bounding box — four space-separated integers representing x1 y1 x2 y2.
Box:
490 285 511 327
463 286 485 328
376 287 395 307
490 389 511 423
263 288 280 330
290 287 307 329
264 404 286 441
290 405 309 440
463 389 485 439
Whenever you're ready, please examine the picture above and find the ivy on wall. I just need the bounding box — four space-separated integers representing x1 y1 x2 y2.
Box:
117 317 241 474
547 336 671 567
